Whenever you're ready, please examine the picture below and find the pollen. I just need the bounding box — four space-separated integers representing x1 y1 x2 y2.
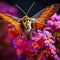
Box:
32 42 38 48
46 37 50 42
50 45 54 51
16 39 22 45
51 19 56 23
36 35 41 39
16 48 21 55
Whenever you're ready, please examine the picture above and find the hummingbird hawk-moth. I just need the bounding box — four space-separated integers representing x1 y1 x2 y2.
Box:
0 3 60 36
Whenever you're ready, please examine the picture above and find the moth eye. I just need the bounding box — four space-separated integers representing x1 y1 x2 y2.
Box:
24 20 26 22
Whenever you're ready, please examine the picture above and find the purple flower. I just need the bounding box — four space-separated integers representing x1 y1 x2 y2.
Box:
13 36 27 48
44 42 51 46
47 18 57 26
46 13 60 29
44 27 51 31
37 30 42 33
55 21 60 28
31 30 44 41
56 15 60 20
31 34 42 41
54 54 60 60
28 40 40 52
16 48 23 59
44 37 55 43
49 44 56 54
50 13 57 19
50 13 60 21
43 30 53 38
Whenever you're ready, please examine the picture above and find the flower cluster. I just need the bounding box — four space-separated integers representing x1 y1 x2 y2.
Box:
30 30 59 60
13 35 28 59
44 13 60 60
47 13 60 30
12 29 59 60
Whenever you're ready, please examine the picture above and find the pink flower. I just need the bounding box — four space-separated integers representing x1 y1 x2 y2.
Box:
46 13 60 29
28 40 40 52
13 36 27 49
16 48 23 59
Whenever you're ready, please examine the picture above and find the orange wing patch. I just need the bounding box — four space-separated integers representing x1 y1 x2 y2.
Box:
35 23 47 29
0 12 22 32
36 4 60 29
36 4 60 23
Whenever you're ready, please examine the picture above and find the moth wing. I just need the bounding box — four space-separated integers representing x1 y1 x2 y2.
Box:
32 4 60 29
0 12 22 32
6 13 20 21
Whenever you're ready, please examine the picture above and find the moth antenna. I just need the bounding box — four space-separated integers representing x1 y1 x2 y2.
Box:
16 4 27 15
27 2 35 15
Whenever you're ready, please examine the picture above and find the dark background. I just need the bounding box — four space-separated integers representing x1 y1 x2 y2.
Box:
0 0 60 17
